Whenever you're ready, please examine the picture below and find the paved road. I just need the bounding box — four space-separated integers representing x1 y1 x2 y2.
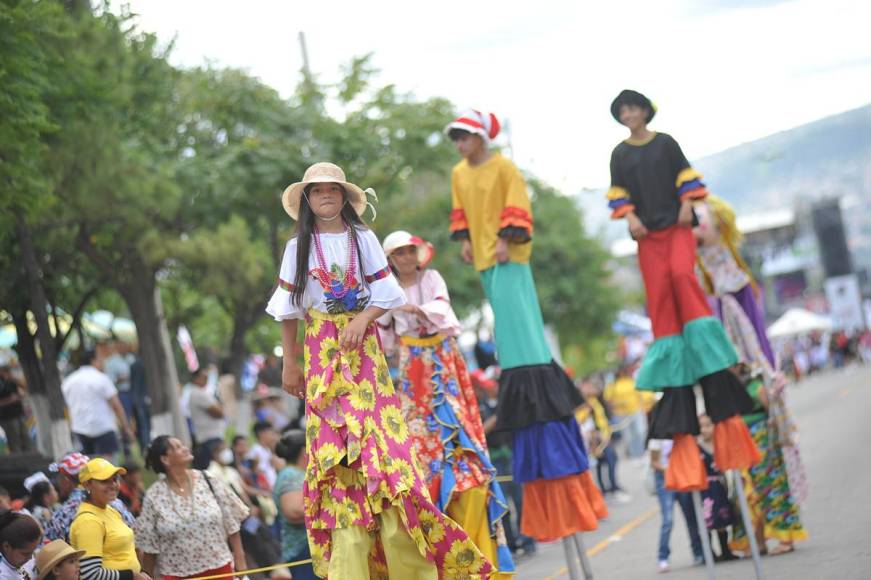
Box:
515 365 871 579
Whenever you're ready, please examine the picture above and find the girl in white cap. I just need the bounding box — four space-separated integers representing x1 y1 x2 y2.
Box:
379 231 514 577
266 163 490 579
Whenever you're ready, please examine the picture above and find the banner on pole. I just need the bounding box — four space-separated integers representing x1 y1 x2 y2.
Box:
177 325 199 372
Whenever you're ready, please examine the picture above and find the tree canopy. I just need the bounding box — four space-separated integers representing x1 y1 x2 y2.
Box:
1 1 622 453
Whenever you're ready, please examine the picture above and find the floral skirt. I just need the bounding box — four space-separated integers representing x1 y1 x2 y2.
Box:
730 418 808 550
397 334 514 575
302 310 492 578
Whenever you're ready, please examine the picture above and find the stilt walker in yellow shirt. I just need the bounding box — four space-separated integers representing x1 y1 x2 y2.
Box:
446 110 607 579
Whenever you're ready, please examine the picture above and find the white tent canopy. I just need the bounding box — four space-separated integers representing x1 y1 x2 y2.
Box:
767 308 832 339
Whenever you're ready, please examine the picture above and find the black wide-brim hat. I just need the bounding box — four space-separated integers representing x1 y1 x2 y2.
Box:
611 89 656 124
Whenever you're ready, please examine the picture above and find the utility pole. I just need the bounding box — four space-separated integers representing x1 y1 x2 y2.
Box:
298 31 311 80
503 117 513 159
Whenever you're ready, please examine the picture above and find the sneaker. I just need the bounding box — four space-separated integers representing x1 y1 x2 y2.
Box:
693 556 705 566
613 491 632 504
657 560 670 573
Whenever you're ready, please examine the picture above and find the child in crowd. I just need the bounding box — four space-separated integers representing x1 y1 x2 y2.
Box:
698 414 737 561
35 540 85 580
576 380 630 503
648 436 704 573
117 464 144 518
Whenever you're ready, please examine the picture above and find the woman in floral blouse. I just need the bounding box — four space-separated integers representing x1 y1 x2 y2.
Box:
136 436 248 580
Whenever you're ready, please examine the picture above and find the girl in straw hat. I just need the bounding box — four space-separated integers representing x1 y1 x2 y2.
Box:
378 231 514 578
266 163 491 579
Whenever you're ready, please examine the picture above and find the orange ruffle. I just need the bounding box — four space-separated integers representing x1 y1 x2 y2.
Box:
714 415 761 471
665 434 708 492
611 203 636 219
499 206 533 234
449 208 468 232
520 473 600 542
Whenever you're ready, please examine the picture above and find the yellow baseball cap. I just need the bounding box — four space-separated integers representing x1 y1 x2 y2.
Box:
79 458 126 484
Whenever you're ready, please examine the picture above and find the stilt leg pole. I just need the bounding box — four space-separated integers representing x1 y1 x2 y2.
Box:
562 536 583 580
572 533 594 580
732 470 766 580
691 490 717 580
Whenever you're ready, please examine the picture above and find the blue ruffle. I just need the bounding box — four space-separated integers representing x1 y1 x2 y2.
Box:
497 543 515 573
608 197 631 210
677 178 704 197
513 416 589 484
425 343 516 573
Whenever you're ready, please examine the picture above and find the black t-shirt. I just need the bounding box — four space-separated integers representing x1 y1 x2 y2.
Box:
609 132 692 231
0 378 24 420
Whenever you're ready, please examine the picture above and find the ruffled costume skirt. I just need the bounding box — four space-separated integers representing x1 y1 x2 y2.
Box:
302 310 492 578
481 263 607 541
635 226 760 491
396 334 515 576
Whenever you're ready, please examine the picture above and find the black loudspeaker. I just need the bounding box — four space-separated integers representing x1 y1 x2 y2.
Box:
812 200 852 277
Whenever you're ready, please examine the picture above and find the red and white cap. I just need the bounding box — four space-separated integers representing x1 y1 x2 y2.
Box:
445 109 501 143
382 230 435 268
49 452 90 476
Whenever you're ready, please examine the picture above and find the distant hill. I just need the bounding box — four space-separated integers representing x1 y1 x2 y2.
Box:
696 104 871 213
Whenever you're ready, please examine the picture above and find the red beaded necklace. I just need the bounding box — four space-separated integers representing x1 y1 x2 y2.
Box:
311 222 358 293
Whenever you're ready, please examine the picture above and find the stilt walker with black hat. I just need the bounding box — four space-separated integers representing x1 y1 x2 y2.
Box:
606 91 762 577
446 110 607 578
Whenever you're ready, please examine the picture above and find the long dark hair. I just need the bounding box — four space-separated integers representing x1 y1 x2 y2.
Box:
291 184 368 307
24 481 54 510
0 510 42 550
275 429 306 464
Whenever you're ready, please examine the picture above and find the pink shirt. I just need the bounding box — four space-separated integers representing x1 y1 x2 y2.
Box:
378 269 462 352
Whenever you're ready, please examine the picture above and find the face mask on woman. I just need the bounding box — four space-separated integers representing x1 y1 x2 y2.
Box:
218 448 235 466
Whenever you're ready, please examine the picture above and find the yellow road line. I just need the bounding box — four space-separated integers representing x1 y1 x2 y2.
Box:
544 507 659 579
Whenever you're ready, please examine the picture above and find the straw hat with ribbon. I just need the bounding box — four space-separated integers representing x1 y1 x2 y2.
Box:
36 541 86 580
382 230 435 269
281 162 378 221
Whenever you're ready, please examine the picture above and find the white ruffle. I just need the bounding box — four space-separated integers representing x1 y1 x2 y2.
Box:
265 228 405 320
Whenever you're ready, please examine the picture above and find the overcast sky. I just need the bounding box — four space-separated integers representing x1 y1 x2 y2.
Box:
118 0 871 200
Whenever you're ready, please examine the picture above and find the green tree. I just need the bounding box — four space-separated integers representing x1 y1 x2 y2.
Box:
170 216 273 375
0 0 82 455
43 5 190 439
527 177 618 349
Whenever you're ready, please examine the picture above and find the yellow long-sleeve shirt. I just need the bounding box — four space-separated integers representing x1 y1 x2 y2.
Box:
603 376 643 417
450 153 533 272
